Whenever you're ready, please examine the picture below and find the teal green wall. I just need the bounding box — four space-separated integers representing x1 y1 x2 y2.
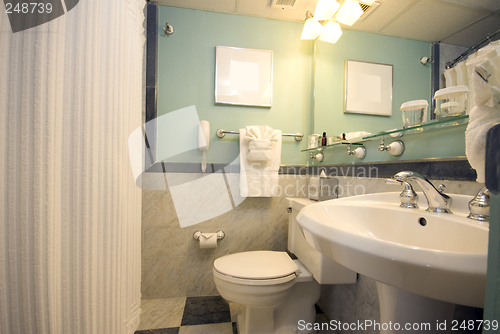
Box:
157 6 313 165
156 6 466 166
314 30 432 135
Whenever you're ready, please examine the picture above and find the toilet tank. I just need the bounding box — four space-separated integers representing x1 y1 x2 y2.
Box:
287 198 357 284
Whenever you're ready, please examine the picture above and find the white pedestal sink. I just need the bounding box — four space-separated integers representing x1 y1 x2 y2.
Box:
297 192 488 333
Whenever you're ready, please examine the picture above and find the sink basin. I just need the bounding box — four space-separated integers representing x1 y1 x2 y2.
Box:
297 192 488 308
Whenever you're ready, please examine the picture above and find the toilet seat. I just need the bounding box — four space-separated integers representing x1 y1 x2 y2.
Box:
213 251 300 286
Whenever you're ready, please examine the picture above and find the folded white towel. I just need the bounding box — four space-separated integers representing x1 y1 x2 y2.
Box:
240 126 282 197
245 125 278 142
249 139 274 149
247 139 273 161
341 131 372 140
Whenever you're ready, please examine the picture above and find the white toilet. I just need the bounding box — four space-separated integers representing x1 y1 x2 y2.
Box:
213 198 357 334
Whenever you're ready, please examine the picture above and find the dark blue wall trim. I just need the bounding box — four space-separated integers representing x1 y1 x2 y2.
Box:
145 157 476 181
430 42 440 119
486 124 500 193
145 2 158 170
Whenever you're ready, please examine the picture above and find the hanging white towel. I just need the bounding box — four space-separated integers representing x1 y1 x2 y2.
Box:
247 139 274 161
240 126 282 197
465 58 500 183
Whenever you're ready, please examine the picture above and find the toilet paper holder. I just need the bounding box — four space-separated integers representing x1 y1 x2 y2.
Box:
193 230 225 241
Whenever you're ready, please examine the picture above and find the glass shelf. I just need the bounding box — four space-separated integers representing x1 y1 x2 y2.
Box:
360 115 469 141
301 115 469 154
301 141 362 153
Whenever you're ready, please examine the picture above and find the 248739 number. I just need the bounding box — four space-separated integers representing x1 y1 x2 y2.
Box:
5 2 53 14
451 319 498 331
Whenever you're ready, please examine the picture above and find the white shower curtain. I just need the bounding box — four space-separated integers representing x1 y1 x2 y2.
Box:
0 1 145 333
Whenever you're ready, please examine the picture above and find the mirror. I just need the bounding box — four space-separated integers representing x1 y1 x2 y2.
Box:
311 31 473 165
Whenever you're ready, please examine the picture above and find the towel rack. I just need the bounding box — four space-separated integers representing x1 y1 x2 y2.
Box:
216 129 303 141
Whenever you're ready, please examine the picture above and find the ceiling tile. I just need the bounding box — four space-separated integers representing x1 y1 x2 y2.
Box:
380 0 490 42
445 0 500 12
441 14 500 47
352 0 418 32
156 0 238 14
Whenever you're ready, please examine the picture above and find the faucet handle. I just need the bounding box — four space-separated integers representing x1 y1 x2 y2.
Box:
468 187 490 222
438 184 446 193
385 178 419 209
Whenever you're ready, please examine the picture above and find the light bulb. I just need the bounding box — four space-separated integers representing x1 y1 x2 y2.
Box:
318 19 342 44
314 0 340 21
334 0 363 26
301 17 323 40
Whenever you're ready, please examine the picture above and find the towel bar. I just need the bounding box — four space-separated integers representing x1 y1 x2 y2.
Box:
216 129 303 141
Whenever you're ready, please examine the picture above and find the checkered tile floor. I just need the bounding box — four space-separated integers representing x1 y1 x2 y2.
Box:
135 296 237 334
135 296 328 334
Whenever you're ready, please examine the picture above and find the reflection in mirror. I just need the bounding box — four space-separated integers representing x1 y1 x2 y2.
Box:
310 31 481 165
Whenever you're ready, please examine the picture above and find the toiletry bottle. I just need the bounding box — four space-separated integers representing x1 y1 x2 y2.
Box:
322 132 327 146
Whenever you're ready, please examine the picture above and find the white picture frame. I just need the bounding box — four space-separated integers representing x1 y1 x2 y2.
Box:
344 60 393 116
215 45 273 107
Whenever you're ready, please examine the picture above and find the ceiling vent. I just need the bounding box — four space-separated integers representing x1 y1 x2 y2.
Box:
271 0 300 9
358 1 380 21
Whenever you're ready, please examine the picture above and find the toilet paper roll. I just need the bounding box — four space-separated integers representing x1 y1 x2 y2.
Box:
199 233 217 249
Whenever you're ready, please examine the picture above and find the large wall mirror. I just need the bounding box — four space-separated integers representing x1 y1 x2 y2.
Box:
310 28 498 166
145 1 499 171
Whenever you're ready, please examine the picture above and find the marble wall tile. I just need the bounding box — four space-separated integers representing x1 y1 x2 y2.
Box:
142 257 187 299
268 214 289 251
228 212 270 253
143 227 188 258
231 197 273 213
347 275 380 313
185 255 219 297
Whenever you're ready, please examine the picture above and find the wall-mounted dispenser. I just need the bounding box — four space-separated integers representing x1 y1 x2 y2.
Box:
198 120 210 172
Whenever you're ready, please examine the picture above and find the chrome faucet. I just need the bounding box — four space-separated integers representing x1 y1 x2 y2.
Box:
391 171 453 213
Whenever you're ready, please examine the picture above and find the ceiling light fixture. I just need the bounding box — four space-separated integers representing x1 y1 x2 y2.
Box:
334 0 363 26
314 0 340 21
301 11 324 40
301 0 367 44
318 19 343 44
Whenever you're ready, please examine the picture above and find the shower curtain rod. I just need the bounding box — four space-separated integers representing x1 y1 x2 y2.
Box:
446 27 500 69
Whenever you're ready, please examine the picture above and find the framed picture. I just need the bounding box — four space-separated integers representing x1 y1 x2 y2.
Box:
344 60 393 116
215 46 273 107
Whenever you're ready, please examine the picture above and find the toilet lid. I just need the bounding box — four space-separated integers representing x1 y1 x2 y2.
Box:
214 251 300 280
